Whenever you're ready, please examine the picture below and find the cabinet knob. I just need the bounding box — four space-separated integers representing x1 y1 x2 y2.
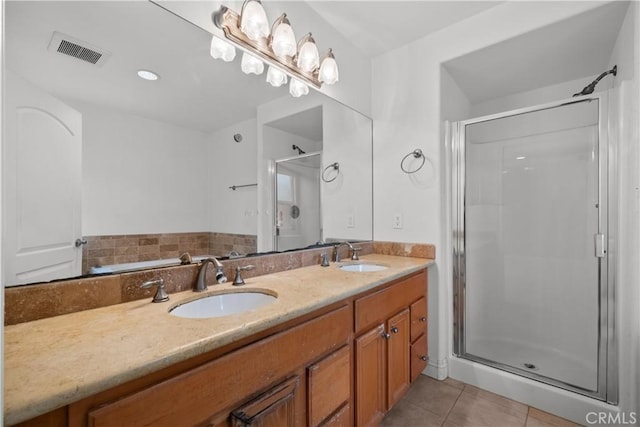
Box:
420 355 428 361
390 326 399 334
382 332 391 340
419 316 427 322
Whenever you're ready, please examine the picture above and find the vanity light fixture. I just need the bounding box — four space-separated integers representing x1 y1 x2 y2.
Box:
212 0 339 97
137 69 159 81
210 36 236 62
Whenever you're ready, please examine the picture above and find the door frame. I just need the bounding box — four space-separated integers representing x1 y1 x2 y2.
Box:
451 92 617 403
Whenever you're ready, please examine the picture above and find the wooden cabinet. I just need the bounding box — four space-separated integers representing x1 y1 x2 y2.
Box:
409 296 428 382
230 377 299 427
17 268 429 427
355 324 386 427
79 305 351 427
354 271 427 426
386 309 410 409
307 346 351 427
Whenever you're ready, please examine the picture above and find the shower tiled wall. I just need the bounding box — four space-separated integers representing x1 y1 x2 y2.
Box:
82 232 257 274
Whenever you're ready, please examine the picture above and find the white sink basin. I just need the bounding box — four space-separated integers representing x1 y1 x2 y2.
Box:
339 263 388 272
169 291 277 319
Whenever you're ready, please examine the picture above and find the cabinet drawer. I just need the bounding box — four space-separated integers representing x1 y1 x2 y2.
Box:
231 376 299 427
86 305 351 427
308 346 351 427
319 403 350 427
355 271 426 334
410 333 428 383
410 297 427 343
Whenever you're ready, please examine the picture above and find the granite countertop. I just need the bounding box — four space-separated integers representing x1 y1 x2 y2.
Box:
4 254 433 425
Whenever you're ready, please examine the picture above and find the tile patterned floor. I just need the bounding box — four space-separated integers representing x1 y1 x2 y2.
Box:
381 376 583 427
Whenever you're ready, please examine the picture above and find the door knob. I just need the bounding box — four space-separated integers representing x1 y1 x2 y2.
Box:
390 326 399 334
75 238 87 247
382 332 391 340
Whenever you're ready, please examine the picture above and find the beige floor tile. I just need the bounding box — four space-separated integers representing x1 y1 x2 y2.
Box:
463 385 529 417
381 399 446 427
526 408 583 427
445 390 527 427
442 377 466 390
403 375 464 416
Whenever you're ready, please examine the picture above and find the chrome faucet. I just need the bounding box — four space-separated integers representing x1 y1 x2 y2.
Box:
334 242 361 262
140 278 169 303
195 258 227 292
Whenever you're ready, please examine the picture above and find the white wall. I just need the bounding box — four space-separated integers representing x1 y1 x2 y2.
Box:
207 118 258 236
77 102 209 235
372 0 638 421
1 0 5 421
470 76 611 118
609 1 640 420
322 100 373 242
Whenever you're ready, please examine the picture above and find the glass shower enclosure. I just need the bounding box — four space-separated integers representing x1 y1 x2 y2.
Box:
452 94 616 402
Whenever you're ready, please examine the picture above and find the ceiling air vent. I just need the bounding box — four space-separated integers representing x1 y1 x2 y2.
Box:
47 32 111 66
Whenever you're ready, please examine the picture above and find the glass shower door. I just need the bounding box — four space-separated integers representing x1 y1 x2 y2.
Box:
456 98 607 397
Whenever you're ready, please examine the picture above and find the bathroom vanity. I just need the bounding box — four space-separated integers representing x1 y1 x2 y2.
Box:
5 255 431 426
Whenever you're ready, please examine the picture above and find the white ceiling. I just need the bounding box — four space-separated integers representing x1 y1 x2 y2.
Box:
306 1 502 57
4 1 631 132
443 1 630 103
5 1 291 133
265 105 323 141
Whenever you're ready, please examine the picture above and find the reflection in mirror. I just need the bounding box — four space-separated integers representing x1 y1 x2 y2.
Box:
275 153 322 251
2 1 372 287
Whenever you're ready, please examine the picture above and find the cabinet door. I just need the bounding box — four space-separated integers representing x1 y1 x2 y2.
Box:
410 333 429 383
231 377 299 427
387 309 410 409
355 324 386 427
319 403 350 427
410 297 427 343
308 346 351 427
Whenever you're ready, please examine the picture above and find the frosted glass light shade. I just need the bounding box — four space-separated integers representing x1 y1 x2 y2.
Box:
297 42 319 73
210 36 236 62
266 66 288 87
241 52 264 75
271 22 296 59
319 56 339 84
289 78 309 97
240 0 270 41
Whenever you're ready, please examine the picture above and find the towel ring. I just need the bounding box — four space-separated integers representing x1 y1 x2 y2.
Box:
400 149 426 174
322 162 340 183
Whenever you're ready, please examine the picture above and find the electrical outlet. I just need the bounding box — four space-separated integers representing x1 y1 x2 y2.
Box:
393 213 403 229
347 214 355 228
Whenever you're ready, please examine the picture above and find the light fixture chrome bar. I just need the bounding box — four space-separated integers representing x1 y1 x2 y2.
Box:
214 7 321 89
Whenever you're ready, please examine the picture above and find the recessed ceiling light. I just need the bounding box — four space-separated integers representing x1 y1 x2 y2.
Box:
516 156 526 160
137 69 159 81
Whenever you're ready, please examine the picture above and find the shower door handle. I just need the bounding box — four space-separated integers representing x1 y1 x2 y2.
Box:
594 234 606 258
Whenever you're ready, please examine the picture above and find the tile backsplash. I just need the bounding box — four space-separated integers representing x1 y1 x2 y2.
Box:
6 241 435 325
82 232 257 274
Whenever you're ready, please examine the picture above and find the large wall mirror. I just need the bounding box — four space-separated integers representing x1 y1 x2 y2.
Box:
2 1 373 287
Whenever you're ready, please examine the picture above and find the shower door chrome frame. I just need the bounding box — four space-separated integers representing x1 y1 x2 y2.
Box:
451 92 617 403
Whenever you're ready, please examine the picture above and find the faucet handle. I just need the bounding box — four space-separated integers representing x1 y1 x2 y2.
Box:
320 253 330 267
351 247 362 261
179 252 192 264
233 265 255 286
140 278 169 303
